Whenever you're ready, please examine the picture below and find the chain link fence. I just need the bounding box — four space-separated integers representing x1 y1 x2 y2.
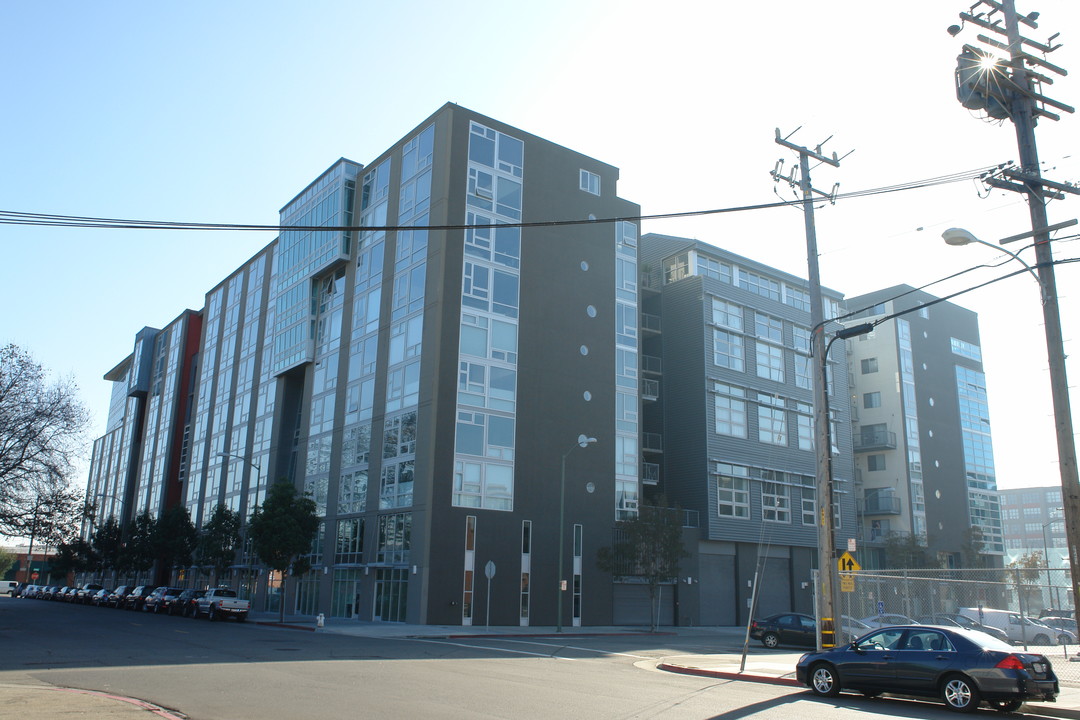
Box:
839 568 1079 684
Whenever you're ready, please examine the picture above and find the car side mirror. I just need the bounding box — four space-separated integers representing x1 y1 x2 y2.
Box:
851 641 863 653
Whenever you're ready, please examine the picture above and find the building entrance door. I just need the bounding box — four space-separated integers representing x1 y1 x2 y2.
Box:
373 568 408 622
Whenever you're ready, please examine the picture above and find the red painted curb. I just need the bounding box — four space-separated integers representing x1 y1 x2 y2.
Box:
658 663 802 687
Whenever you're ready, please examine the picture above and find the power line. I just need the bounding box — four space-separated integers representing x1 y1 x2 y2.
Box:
0 165 1003 234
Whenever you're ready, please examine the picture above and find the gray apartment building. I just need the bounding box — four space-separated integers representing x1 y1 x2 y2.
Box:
637 234 857 626
84 103 643 626
845 286 1005 569
999 485 1068 562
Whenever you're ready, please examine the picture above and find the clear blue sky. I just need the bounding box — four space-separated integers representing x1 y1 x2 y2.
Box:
2 0 1077 497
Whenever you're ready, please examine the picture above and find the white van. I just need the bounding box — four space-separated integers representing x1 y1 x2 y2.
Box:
3 580 18 596
958 607 1075 645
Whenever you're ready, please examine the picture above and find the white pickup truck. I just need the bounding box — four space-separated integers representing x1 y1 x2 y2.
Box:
194 587 251 622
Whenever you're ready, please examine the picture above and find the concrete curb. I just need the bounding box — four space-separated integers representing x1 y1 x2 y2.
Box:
657 663 801 687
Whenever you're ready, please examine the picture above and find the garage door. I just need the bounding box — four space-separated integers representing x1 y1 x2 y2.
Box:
612 582 675 626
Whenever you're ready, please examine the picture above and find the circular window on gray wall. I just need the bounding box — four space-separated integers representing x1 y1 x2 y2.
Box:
583 391 592 401
580 345 589 356
581 261 589 271
586 305 597 318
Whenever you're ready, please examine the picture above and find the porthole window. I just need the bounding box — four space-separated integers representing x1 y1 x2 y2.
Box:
583 391 592 401
580 345 589 356
580 261 589 271
586 305 597 318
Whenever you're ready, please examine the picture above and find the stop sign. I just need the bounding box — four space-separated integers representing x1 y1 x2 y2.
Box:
31 572 39 580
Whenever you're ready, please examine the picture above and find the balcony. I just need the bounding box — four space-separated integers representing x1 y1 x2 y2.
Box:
642 461 659 485
641 312 661 335
854 429 897 451
859 494 901 515
642 378 659 402
642 354 662 375
642 432 663 453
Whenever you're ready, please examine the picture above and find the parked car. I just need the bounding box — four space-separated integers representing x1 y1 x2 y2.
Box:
3 580 18 597
61 586 79 601
75 583 105 604
123 585 154 611
1039 616 1078 637
915 613 1012 644
959 607 1076 645
751 613 817 648
143 586 185 614
1039 608 1074 621
89 588 112 607
194 587 251 622
40 586 61 600
859 613 918 628
174 589 206 617
750 613 870 648
107 585 135 608
796 625 1059 712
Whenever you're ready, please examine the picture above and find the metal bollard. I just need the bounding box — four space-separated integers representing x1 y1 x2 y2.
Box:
317 613 325 629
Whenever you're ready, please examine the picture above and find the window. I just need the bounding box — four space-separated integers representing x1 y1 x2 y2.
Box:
714 330 744 371
950 337 982 361
714 384 747 438
756 342 784 382
863 392 881 409
762 482 790 522
861 357 879 374
867 454 886 471
716 464 750 518
797 413 813 451
335 518 364 564
758 396 786 445
712 299 743 330
579 169 600 195
755 313 783 343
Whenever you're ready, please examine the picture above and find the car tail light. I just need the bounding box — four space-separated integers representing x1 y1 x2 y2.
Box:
995 655 1026 670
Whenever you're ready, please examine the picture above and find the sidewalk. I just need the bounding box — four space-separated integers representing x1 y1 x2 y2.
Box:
8 617 1080 719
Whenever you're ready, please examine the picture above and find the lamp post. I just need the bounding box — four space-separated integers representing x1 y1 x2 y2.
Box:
816 322 874 650
557 434 596 633
217 452 262 566
1043 508 1064 610
943 226 1080 618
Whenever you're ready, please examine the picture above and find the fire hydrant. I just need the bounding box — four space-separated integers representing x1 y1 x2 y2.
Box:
317 613 325 629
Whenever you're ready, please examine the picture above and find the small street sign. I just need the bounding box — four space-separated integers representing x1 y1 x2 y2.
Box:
837 551 860 573
840 576 855 592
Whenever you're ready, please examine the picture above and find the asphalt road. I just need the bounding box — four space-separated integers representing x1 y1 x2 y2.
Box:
0 597 1062 719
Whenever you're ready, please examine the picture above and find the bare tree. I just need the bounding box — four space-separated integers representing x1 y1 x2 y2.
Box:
0 344 89 538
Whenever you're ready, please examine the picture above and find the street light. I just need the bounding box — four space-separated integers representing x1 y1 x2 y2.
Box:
557 434 596 633
941 228 1047 304
944 225 1080 621
1043 508 1064 610
217 452 262 489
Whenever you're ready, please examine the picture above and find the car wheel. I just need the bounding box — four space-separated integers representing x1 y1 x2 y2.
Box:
1033 634 1050 645
209 605 217 622
941 674 981 713
809 662 841 698
989 699 1023 713
237 614 246 623
762 632 780 649
1058 634 1071 645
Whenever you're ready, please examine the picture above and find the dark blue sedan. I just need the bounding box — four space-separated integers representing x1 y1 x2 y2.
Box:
795 625 1059 713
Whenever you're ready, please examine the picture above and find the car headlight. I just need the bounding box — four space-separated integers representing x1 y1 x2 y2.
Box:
798 653 810 664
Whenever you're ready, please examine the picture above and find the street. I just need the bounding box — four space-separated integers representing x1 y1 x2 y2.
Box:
0 597 1068 719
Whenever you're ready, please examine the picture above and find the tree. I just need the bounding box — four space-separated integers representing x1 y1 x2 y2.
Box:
596 502 688 632
154 506 198 577
50 538 96 579
0 546 15 579
91 516 125 576
0 344 90 538
121 511 158 578
883 532 931 569
196 504 242 584
248 481 319 623
1007 550 1044 613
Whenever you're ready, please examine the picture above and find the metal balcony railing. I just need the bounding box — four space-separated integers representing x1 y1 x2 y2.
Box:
859 495 902 515
854 429 897 451
642 461 659 485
